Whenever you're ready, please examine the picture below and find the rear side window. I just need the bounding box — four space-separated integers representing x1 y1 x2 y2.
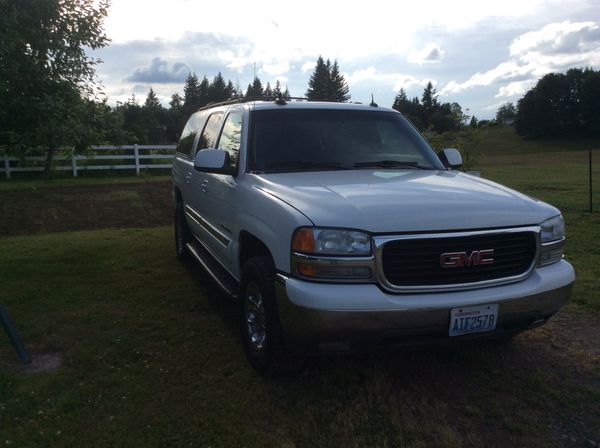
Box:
217 112 242 165
176 112 204 157
197 112 223 154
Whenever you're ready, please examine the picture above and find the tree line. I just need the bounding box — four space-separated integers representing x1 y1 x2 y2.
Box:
514 67 600 138
0 0 478 179
391 82 472 133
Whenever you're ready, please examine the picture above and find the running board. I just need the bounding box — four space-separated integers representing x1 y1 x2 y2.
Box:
186 241 239 298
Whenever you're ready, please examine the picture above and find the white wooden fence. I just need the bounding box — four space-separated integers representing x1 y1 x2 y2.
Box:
0 145 177 179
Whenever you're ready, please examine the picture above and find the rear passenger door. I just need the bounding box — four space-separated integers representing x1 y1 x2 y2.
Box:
201 110 243 273
184 111 226 263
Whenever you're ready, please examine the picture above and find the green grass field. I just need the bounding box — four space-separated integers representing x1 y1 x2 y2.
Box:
1 127 599 447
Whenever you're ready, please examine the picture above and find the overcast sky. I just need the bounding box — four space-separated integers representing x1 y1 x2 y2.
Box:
92 0 600 119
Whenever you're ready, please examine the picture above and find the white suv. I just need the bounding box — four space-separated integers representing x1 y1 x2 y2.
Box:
171 98 575 373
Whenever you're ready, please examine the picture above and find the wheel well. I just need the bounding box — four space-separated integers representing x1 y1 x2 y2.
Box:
173 187 183 204
239 231 273 269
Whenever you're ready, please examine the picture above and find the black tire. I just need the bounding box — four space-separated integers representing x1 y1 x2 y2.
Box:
174 199 192 262
240 256 303 374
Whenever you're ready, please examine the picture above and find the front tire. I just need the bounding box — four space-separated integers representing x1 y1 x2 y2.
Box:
240 256 303 374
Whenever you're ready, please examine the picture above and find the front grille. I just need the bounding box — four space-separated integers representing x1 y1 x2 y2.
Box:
381 231 537 287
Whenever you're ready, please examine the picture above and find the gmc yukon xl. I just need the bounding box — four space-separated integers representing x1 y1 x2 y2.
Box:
171 98 575 373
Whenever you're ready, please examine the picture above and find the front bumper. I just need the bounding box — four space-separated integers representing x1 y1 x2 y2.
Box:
275 260 575 353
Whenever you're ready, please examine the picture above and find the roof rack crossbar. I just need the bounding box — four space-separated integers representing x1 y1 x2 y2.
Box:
197 96 312 111
196 96 352 111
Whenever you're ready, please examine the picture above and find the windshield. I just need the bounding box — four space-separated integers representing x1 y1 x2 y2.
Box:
249 109 444 173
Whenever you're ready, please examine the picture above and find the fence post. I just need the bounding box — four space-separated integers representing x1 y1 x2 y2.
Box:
134 144 140 176
4 152 10 179
71 149 78 177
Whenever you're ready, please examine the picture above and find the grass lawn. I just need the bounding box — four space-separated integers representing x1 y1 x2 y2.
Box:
0 126 599 447
0 173 170 191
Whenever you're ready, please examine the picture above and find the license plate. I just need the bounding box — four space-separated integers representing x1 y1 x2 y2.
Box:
449 304 499 337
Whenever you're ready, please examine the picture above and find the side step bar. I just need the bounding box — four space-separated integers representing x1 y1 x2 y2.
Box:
186 241 239 298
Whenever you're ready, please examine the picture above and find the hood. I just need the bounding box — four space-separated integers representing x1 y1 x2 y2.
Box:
252 170 559 233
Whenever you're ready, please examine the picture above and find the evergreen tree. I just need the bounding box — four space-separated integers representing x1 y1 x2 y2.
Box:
273 80 283 97
226 80 237 98
421 81 438 114
208 72 228 103
283 86 291 100
392 88 408 110
306 56 331 100
144 88 161 109
246 77 264 98
392 89 426 130
306 56 350 102
183 73 201 114
198 76 210 108
264 82 273 98
329 61 350 102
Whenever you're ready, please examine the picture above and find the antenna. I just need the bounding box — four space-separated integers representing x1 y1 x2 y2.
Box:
370 94 378 107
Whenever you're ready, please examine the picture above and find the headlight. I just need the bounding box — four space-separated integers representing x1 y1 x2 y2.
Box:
291 227 374 281
538 215 565 267
540 215 565 242
292 227 372 256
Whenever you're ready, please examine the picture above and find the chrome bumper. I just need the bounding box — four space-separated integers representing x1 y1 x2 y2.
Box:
274 260 575 353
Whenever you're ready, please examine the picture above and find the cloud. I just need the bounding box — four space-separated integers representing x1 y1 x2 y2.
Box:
346 67 378 84
392 76 434 92
127 57 191 83
441 21 600 97
495 80 536 98
301 61 315 73
509 21 598 55
408 43 444 64
262 60 290 76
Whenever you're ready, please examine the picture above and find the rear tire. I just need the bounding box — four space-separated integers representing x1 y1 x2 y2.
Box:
174 199 192 262
240 256 303 374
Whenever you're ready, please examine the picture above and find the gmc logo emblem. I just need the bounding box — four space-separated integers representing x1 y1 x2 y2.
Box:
440 249 495 268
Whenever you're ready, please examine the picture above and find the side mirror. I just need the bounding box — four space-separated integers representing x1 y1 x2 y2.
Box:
437 148 463 169
193 149 237 175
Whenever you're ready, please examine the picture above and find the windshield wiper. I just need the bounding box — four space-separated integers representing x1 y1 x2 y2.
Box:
353 160 428 169
263 161 350 171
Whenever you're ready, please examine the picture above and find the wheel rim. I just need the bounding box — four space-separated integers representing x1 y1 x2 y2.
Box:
244 281 266 353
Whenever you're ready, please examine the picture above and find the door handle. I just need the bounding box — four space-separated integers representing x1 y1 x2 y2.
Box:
185 172 192 184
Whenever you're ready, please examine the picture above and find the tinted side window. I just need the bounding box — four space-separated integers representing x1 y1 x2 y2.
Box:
217 112 242 165
176 112 204 157
197 112 223 154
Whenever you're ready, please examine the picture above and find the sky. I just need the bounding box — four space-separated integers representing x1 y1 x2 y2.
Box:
92 0 600 119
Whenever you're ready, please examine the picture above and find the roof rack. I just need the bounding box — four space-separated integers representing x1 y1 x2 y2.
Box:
198 95 311 111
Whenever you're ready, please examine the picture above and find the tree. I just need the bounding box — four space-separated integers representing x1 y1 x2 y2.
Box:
208 72 228 103
183 73 201 115
421 81 439 115
306 56 330 100
0 0 110 177
246 77 264 98
144 88 161 109
169 93 183 110
264 82 273 98
329 60 350 102
495 103 517 124
392 89 426 130
283 86 291 100
305 56 351 102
